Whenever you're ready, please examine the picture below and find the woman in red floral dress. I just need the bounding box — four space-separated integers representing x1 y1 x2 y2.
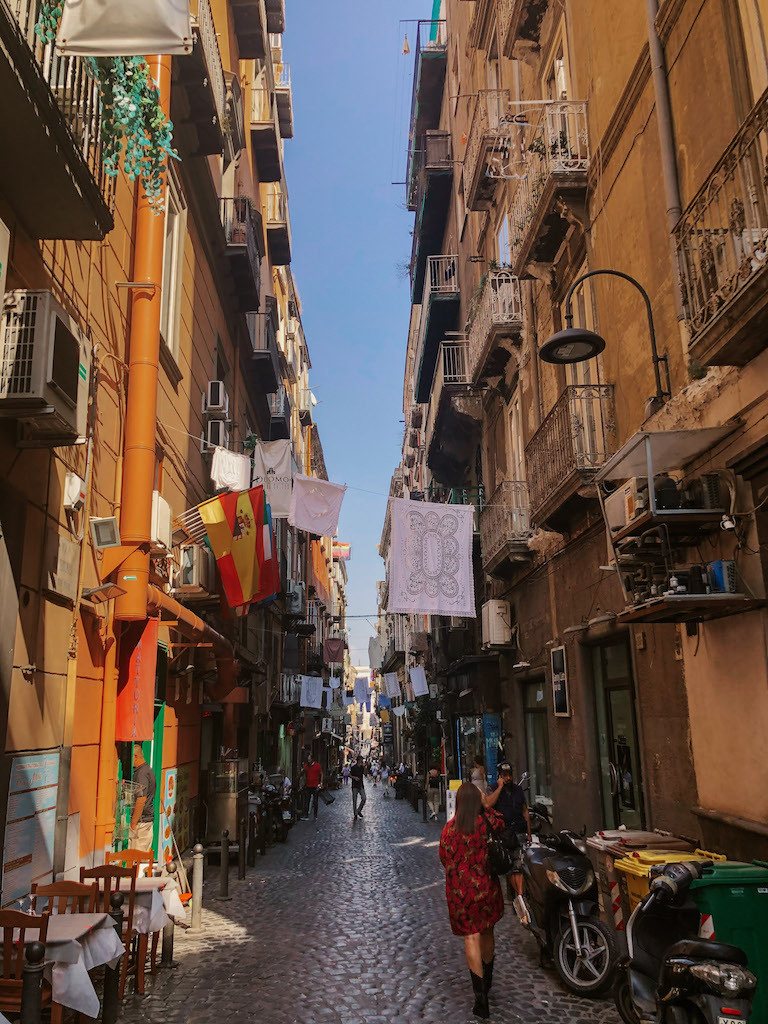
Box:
439 782 505 1019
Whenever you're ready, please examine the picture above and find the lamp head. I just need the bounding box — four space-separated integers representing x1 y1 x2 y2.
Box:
538 327 606 365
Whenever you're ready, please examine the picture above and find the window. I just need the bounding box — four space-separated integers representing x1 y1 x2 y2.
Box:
737 0 768 101
507 392 525 481
159 168 187 358
524 681 552 806
496 212 510 266
542 22 572 100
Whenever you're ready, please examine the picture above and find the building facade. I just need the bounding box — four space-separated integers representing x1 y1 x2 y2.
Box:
376 0 768 861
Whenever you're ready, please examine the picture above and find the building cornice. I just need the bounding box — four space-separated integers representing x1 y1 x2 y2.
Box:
656 0 687 45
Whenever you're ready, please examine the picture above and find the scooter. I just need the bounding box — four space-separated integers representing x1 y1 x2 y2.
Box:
514 804 617 996
614 860 756 1024
262 782 288 843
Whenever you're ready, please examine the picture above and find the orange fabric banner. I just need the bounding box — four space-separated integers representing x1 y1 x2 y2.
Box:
115 616 159 742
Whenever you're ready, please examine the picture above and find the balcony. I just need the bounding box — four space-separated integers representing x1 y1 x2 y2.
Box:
230 0 268 58
274 61 294 139
251 85 281 182
408 130 452 212
246 311 280 394
414 255 461 403
265 0 285 34
525 384 615 529
269 384 291 439
464 90 513 211
675 88 768 367
173 0 227 156
408 21 448 144
427 484 486 533
220 197 263 311
265 183 291 265
0 0 113 238
498 0 552 61
224 74 247 162
479 481 531 576
466 269 523 381
425 342 483 482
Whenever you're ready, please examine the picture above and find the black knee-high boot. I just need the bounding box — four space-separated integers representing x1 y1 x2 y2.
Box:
482 956 494 993
469 970 489 1019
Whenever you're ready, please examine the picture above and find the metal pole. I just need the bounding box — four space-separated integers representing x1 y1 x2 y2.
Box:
238 817 246 880
102 892 124 1024
217 829 231 901
191 843 204 931
20 940 45 1024
160 860 177 968
247 811 256 867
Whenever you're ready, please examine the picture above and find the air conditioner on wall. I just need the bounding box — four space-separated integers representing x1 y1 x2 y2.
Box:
0 290 90 446
151 491 172 553
174 543 215 595
200 418 230 453
285 580 306 616
481 599 512 648
202 380 230 419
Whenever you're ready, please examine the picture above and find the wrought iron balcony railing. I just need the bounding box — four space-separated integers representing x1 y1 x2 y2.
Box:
270 384 290 417
266 184 288 226
220 196 261 285
465 90 512 207
427 484 485 531
525 384 614 517
440 340 469 384
675 87 768 363
467 269 523 380
407 130 452 211
192 0 227 133
479 481 530 570
427 254 459 296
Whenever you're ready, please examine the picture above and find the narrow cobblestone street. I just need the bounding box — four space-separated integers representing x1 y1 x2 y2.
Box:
120 791 620 1024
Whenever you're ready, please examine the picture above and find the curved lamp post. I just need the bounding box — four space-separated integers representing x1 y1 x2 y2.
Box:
538 269 671 406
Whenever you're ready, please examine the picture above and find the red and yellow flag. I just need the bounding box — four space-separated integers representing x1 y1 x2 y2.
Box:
198 486 264 608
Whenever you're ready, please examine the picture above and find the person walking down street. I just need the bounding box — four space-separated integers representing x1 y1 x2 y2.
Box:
302 755 323 820
483 762 531 898
439 783 504 1019
130 744 156 854
342 763 351 786
350 755 367 819
471 756 486 793
381 763 390 797
426 765 441 820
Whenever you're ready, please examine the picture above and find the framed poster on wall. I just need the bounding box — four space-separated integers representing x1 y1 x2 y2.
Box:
550 645 570 717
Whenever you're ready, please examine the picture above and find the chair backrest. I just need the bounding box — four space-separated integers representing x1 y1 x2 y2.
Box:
0 911 49 980
31 881 97 915
80 864 137 932
105 847 154 874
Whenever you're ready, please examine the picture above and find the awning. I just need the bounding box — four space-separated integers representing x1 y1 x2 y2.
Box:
595 426 736 482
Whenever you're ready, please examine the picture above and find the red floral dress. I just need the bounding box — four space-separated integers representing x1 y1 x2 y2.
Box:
439 809 505 936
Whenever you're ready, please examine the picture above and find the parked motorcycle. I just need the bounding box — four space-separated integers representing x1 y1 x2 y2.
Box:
262 782 288 843
615 860 756 1024
514 804 617 996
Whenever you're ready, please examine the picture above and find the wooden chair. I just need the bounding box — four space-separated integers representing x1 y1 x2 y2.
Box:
0 910 63 1022
81 864 139 997
105 848 159 974
31 880 98 915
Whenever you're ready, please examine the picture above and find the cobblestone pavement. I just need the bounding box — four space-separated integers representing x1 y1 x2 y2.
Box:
119 789 621 1024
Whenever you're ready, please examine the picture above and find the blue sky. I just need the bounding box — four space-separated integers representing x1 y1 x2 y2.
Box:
284 0 431 666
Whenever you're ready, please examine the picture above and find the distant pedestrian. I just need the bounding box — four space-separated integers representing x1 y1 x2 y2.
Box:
426 765 441 820
302 755 323 820
350 755 367 819
471 756 486 793
439 782 504 1019
342 763 351 786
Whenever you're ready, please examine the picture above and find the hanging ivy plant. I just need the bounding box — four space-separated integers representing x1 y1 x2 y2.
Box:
36 2 178 213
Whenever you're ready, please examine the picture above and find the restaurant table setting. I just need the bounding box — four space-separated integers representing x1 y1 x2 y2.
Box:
118 876 187 934
44 911 124 1017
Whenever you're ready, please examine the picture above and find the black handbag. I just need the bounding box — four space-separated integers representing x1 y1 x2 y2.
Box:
481 813 518 876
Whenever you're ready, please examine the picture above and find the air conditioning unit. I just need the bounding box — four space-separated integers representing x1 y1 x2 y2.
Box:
202 380 230 419
605 478 648 532
450 616 468 629
200 418 230 453
481 599 512 648
0 290 90 446
285 579 306 616
151 491 172 553
174 543 215 595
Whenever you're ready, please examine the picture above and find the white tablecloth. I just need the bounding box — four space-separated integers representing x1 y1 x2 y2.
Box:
118 877 187 934
46 912 124 1018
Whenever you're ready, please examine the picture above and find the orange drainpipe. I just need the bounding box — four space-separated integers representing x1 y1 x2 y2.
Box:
114 54 172 622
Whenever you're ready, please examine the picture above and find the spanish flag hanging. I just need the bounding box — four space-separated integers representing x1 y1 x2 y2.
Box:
198 486 264 608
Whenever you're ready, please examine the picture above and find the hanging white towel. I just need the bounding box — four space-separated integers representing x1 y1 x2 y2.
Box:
300 676 323 710
288 474 346 537
409 666 429 698
383 672 401 699
210 447 251 492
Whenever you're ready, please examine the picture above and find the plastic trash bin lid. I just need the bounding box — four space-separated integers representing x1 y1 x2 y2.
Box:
614 850 712 878
691 860 768 887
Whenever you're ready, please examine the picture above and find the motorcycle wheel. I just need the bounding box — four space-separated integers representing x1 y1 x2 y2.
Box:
553 916 617 997
613 975 641 1024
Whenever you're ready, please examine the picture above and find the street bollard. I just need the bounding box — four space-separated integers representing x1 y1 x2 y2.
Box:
20 940 45 1024
247 812 256 867
217 829 232 901
102 892 124 1024
191 843 204 931
238 817 246 880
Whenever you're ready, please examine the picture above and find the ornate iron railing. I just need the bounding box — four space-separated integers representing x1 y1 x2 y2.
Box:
266 184 288 226
5 0 113 203
507 100 589 266
193 0 227 133
675 88 768 342
465 90 512 200
251 84 275 124
440 340 469 384
479 481 530 567
467 269 523 379
407 130 452 209
270 384 290 417
220 197 261 286
427 254 459 295
525 384 614 514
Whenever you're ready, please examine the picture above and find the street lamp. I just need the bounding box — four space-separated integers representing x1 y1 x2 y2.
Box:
538 269 671 406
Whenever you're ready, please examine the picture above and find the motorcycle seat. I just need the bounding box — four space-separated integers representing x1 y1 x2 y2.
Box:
665 938 748 966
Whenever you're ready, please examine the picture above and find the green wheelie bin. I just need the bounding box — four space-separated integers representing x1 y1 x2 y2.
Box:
690 861 768 1022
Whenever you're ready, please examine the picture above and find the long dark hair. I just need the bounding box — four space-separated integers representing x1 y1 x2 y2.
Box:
454 782 482 834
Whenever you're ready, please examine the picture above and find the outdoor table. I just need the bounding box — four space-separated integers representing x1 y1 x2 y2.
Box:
117 876 186 934
45 911 124 1018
